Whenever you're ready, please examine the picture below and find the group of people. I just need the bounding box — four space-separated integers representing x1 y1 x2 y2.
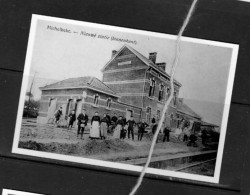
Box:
150 117 171 143
53 107 209 147
54 107 172 142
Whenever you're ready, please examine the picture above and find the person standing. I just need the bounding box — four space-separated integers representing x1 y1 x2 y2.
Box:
163 126 171 142
54 106 63 125
113 116 124 139
175 125 182 141
90 112 101 139
151 117 156 125
152 123 158 135
183 125 190 142
100 113 109 139
111 113 118 124
126 116 136 140
152 123 159 143
137 119 149 141
106 113 111 127
77 108 89 139
187 133 198 147
110 113 118 133
201 130 208 145
68 110 76 129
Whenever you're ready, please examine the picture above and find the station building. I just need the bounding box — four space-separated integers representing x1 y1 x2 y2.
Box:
37 44 203 128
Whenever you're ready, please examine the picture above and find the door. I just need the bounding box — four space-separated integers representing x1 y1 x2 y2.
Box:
75 100 82 118
47 99 57 122
126 110 132 121
75 100 82 128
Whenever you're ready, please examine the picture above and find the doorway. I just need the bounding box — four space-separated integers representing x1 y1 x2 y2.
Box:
47 98 57 123
126 110 133 121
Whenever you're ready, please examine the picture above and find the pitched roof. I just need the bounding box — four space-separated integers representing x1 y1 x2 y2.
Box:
40 76 117 96
102 44 182 87
176 98 201 120
200 121 219 128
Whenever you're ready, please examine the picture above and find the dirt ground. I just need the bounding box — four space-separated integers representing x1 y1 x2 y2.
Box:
19 118 203 162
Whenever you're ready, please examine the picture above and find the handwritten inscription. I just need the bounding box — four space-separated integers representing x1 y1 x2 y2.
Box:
47 25 137 45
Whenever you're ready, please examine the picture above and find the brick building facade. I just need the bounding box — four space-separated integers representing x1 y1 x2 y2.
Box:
37 76 141 125
102 45 184 126
37 44 202 128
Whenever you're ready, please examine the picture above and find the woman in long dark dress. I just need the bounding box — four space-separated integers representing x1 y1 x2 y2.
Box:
100 113 109 139
113 116 124 139
90 112 101 139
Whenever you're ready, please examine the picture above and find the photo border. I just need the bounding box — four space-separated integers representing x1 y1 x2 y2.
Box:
2 189 43 195
12 14 239 184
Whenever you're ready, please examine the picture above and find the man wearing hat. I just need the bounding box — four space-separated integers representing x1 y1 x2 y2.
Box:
77 108 89 139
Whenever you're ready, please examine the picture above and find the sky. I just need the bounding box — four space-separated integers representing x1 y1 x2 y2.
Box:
25 18 235 126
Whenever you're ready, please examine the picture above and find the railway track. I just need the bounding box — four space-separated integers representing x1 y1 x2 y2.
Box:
120 150 217 175
174 158 216 171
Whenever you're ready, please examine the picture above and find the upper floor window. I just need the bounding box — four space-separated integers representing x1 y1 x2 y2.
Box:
149 77 156 97
158 83 164 101
94 94 99 106
173 90 177 106
106 98 111 109
118 61 131 66
166 87 170 100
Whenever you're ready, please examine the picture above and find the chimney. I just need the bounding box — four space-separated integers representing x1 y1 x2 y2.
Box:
112 50 117 58
156 62 166 71
149 52 157 63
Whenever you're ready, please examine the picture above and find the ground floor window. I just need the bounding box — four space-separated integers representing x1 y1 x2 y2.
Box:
93 94 99 106
170 113 174 128
106 98 111 109
66 99 73 116
156 110 161 121
146 107 151 123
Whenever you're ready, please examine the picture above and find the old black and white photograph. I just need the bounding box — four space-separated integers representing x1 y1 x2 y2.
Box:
12 14 238 183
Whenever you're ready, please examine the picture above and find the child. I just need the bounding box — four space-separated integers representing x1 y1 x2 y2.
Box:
68 110 76 129
54 107 63 125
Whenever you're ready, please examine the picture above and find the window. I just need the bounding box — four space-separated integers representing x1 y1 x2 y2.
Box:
149 77 156 97
106 98 111 109
146 107 151 124
118 61 131 66
158 83 164 101
173 90 177 106
49 98 52 107
94 94 99 106
170 113 174 128
156 110 161 121
49 97 55 107
66 99 73 116
166 87 170 100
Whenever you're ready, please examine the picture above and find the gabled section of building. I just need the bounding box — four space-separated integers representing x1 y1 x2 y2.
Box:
40 76 118 97
37 76 141 125
102 44 182 124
